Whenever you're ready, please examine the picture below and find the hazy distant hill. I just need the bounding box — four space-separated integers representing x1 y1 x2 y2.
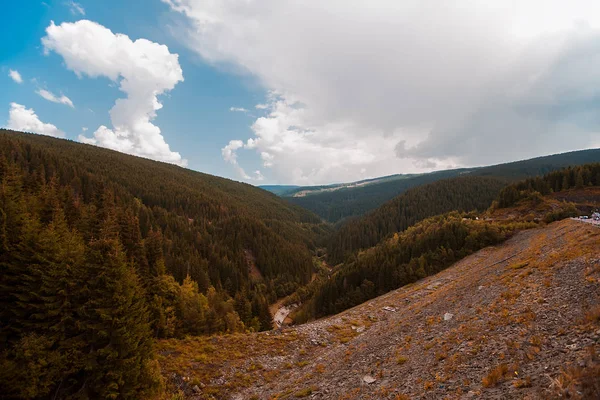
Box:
260 174 417 198
258 185 301 196
284 149 600 223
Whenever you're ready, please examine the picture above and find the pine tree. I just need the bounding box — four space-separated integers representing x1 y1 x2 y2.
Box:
70 209 160 399
575 170 584 189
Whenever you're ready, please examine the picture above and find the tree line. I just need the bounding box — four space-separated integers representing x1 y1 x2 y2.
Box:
497 163 600 208
326 176 508 264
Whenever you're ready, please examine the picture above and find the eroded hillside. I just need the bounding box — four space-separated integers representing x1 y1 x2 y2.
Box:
159 219 600 399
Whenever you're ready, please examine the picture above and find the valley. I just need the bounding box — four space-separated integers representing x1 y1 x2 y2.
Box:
158 219 600 399
0 129 599 400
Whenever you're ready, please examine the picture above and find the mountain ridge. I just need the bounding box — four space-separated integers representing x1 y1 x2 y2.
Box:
278 148 600 223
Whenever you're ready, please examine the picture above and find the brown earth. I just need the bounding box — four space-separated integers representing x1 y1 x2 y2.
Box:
158 219 600 399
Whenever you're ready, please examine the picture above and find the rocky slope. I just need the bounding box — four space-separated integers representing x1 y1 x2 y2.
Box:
159 219 600 399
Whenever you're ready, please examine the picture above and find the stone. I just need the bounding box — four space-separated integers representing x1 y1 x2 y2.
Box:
363 375 376 384
192 385 201 394
444 312 454 321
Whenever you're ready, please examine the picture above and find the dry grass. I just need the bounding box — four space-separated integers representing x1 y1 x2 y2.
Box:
585 305 600 323
482 364 511 388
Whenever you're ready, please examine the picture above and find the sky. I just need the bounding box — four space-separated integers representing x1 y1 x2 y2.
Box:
2 1 600 185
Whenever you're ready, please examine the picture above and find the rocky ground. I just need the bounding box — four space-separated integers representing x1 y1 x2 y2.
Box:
158 219 600 399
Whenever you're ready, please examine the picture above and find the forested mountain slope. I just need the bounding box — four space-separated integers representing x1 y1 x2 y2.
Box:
160 219 600 399
313 165 600 320
327 176 507 264
287 148 600 222
0 129 329 398
287 168 467 222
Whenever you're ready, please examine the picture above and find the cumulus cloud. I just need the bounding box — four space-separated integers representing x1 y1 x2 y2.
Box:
65 1 85 15
165 0 600 184
8 69 23 84
221 139 264 180
37 89 74 108
6 103 65 138
42 20 187 166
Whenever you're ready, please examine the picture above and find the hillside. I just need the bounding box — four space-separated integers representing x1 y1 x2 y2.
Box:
259 185 301 196
327 176 508 264
0 129 329 398
158 219 600 399
286 149 600 223
327 163 600 266
263 174 418 198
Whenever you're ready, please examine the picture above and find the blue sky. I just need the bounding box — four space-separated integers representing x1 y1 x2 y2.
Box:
1 0 265 181
2 1 599 185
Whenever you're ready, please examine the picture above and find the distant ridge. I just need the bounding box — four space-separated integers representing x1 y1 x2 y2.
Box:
282 148 600 222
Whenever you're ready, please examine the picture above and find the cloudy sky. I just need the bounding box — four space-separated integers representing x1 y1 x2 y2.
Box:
2 1 600 184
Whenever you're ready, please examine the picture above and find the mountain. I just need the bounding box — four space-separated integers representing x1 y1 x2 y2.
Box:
285 149 600 223
2 128 599 399
158 218 600 399
259 174 418 199
310 165 599 318
259 185 301 196
326 176 508 264
0 129 329 398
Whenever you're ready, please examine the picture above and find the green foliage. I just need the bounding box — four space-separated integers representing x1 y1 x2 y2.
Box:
497 163 600 208
327 176 507 264
306 214 527 318
287 149 600 223
543 203 579 223
0 129 330 398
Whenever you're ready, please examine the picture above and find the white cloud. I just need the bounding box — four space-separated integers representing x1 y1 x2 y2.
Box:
65 1 85 15
6 103 65 138
229 106 248 113
221 139 264 180
42 20 187 166
8 69 23 84
166 0 600 184
36 88 74 108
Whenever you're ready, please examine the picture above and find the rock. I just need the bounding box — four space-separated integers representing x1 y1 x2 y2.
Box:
478 286 484 290
363 375 376 384
356 326 365 333
444 312 454 321
192 385 201 394
383 306 397 312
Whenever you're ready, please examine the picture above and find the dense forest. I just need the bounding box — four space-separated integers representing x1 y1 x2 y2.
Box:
287 148 600 222
297 213 534 320
326 176 508 264
288 169 466 222
0 129 329 398
1 128 598 399
497 163 600 208
298 164 600 320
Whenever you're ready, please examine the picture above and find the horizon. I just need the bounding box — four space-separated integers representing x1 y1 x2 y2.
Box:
2 1 600 185
3 127 599 187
